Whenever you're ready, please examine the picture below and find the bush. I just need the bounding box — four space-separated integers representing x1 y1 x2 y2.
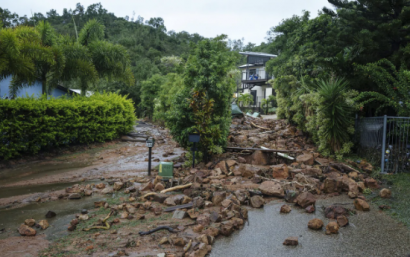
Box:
0 92 136 159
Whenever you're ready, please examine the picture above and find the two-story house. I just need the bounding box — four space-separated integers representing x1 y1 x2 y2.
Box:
237 51 277 111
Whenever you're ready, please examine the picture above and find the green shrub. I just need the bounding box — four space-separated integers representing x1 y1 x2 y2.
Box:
0 92 136 159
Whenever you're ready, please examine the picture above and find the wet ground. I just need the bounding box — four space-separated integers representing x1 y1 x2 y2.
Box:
211 195 410 257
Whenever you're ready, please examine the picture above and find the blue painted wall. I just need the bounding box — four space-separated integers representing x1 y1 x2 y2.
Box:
0 76 72 99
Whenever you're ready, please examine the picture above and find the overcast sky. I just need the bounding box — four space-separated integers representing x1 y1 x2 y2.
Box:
2 0 334 45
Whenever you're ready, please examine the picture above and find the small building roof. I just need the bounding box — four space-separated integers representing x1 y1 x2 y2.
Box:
239 51 277 58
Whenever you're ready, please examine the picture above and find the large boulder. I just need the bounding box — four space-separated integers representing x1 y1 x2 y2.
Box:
295 192 316 208
296 154 314 165
259 181 284 198
271 164 289 180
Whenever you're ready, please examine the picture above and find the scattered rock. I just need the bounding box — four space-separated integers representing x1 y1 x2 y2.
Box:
95 183 105 189
220 221 234 236
296 154 314 165
18 224 36 236
172 210 186 220
205 227 219 237
250 195 264 208
101 187 114 194
38 220 49 230
45 211 56 218
212 191 227 206
364 178 378 189
308 218 323 230
337 215 349 227
354 199 370 211
280 205 292 213
78 214 89 221
187 242 212 257
113 182 124 191
284 190 299 203
283 237 298 246
197 214 211 226
379 188 391 198
295 192 316 208
68 193 82 199
24 219 35 227
259 181 284 197
193 224 204 233
271 164 289 179
325 222 339 235
305 205 315 213
324 205 349 219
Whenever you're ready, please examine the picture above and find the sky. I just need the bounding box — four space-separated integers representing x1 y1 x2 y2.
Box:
2 0 334 45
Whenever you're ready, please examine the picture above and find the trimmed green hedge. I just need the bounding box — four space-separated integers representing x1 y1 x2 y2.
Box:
0 93 136 160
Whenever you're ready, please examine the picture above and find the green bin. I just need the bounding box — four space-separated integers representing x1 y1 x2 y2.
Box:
159 162 174 179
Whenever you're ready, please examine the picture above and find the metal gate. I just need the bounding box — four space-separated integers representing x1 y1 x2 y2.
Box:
356 115 410 173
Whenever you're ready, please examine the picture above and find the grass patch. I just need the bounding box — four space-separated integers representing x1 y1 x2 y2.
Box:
372 173 410 228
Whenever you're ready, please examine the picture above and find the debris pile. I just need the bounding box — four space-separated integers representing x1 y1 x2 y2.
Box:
31 116 387 256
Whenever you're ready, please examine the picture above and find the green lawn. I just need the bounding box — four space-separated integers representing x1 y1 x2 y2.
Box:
372 173 410 228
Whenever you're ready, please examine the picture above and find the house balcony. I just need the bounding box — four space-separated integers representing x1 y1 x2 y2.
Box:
241 70 272 85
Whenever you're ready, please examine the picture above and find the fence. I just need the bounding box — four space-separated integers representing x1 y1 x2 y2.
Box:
356 115 410 173
237 96 276 115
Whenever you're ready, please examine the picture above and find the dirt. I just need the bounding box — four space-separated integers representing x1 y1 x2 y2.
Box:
0 235 50 257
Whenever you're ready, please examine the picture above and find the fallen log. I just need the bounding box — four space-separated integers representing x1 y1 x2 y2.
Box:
164 202 193 212
138 226 177 236
160 183 192 194
250 122 270 130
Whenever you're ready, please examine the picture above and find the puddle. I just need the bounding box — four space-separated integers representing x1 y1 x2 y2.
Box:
0 162 90 186
210 195 410 257
0 195 106 240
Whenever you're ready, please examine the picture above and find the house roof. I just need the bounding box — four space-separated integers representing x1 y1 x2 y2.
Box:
69 89 94 97
239 51 277 58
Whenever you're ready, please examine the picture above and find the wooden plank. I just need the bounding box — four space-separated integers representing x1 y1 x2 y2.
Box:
164 202 193 212
226 147 300 153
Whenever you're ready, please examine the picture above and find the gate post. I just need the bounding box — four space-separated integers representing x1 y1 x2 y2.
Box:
381 115 387 173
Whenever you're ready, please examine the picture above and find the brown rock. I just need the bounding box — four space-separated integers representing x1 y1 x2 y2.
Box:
296 154 314 165
94 201 106 208
197 214 211 226
379 188 392 198
154 183 165 192
210 211 222 223
325 222 339 234
182 196 192 204
19 224 36 236
237 157 247 163
337 215 349 227
141 182 154 191
113 182 124 191
215 161 228 174
259 181 284 197
308 218 323 230
67 224 76 231
84 190 93 196
153 207 162 216
187 209 199 219
24 219 35 227
250 195 264 208
305 205 315 213
354 199 370 211
164 194 185 206
205 227 220 237
324 205 348 219
248 150 269 165
193 196 205 208
187 243 212 257
271 164 289 179
323 178 343 194
364 178 378 189
348 172 358 179
96 183 105 189
38 220 49 230
348 183 359 198
68 193 82 199
283 237 298 246
212 191 226 206
193 224 204 233
295 192 316 208
220 221 234 236
280 205 292 214
172 237 185 246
